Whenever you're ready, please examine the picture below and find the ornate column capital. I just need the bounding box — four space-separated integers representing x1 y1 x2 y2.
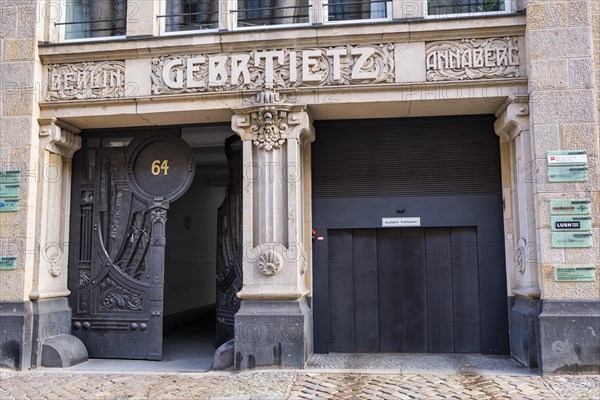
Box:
39 118 82 159
494 96 530 143
231 89 315 149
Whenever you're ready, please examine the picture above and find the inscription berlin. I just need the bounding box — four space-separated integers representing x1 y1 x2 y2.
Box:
47 61 126 100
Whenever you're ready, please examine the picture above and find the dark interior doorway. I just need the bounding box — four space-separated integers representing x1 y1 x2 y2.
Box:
162 126 236 364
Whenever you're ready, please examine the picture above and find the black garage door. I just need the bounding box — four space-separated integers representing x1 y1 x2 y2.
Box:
312 115 509 355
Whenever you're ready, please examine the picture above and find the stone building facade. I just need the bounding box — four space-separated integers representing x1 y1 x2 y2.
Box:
0 0 598 373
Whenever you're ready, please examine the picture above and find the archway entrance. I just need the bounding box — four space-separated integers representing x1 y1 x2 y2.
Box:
67 126 241 370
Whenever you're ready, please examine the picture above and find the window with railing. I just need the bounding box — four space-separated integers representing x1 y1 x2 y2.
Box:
60 0 127 40
427 0 507 16
236 0 310 27
327 0 390 22
161 0 219 32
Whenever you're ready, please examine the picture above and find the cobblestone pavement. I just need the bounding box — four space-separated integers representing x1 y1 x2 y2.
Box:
0 369 598 399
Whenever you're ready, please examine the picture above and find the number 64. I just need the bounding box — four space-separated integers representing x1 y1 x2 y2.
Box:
151 160 169 175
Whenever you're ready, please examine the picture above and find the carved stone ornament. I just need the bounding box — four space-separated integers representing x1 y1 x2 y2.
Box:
39 118 82 158
151 44 395 95
47 61 126 101
251 106 288 150
44 243 63 277
426 37 520 82
516 238 527 275
258 250 283 276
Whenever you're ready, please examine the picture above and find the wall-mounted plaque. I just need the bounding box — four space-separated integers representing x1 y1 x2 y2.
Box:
554 266 596 282
0 170 20 183
0 184 20 198
382 217 421 227
0 171 20 212
0 257 17 271
549 199 591 215
552 232 593 248
551 216 592 232
0 198 19 212
548 166 588 182
547 150 588 165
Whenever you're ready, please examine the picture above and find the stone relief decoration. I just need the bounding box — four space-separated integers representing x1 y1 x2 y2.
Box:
151 44 395 95
99 277 143 311
47 61 126 101
258 250 283 276
44 243 63 277
251 106 288 150
426 37 520 81
516 237 527 275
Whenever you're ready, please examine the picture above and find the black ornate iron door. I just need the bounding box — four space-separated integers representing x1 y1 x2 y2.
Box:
68 134 194 360
216 136 243 346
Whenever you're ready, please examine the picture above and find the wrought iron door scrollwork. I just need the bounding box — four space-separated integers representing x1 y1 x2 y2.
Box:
96 209 152 281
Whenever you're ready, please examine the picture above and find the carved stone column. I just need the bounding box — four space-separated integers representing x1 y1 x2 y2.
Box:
231 89 315 369
26 118 87 368
494 96 541 370
494 96 541 300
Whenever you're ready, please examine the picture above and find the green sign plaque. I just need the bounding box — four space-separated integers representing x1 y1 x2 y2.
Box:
552 232 593 248
0 257 17 271
549 199 591 215
551 216 592 232
0 198 19 212
554 266 596 282
0 170 21 184
0 183 20 198
548 166 588 182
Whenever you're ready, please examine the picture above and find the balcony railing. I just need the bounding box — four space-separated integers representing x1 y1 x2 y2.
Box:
159 0 219 32
234 1 311 27
56 0 518 41
57 0 126 40
427 0 507 16
327 0 390 22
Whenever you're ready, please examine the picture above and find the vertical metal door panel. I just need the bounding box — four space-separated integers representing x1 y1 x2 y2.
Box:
68 133 193 360
477 226 510 354
451 227 481 353
216 136 243 346
326 227 483 354
70 148 159 359
425 228 455 353
328 230 354 353
352 229 379 352
377 229 404 352
400 229 428 352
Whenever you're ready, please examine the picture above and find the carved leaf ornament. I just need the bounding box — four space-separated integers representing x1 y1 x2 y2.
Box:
99 278 143 311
